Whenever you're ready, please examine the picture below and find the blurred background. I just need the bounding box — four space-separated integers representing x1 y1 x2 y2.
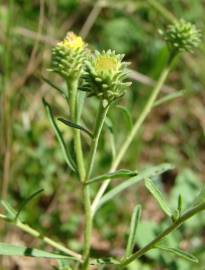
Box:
0 0 205 269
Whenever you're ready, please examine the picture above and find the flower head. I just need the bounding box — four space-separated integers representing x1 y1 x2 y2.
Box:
50 32 87 80
81 50 131 104
161 19 201 54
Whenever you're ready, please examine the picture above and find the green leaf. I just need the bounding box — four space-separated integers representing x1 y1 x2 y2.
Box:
15 189 44 221
97 163 174 210
125 205 142 257
156 246 199 263
87 169 137 185
116 105 133 130
0 243 78 261
42 98 76 172
145 178 172 216
42 76 65 96
58 118 93 138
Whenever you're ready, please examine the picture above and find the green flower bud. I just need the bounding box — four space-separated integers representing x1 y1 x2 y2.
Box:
81 50 131 103
50 32 87 80
161 19 201 54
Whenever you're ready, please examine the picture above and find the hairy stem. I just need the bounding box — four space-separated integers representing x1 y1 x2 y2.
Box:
82 102 109 270
120 202 205 267
68 79 86 181
91 62 173 215
0 214 81 260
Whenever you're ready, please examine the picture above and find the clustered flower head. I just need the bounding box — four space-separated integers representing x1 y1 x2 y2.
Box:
50 32 87 79
81 50 131 104
161 19 201 54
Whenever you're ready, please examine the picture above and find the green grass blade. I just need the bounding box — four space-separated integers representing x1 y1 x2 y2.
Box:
42 98 76 172
97 163 174 210
58 118 93 138
125 205 142 257
145 178 172 216
156 246 199 263
0 243 78 261
87 169 137 185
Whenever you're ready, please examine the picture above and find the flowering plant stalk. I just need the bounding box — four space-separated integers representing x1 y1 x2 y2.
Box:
0 20 203 270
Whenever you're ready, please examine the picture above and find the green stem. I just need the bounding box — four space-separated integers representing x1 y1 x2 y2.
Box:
0 214 81 261
120 202 205 267
91 62 173 215
146 0 176 23
67 80 86 181
82 102 109 270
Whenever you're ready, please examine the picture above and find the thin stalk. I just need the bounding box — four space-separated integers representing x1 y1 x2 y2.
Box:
120 202 205 267
146 0 176 23
67 80 86 181
91 62 173 215
0 215 81 261
82 102 109 270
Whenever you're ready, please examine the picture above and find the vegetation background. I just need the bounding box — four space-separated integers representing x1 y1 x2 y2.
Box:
0 0 205 269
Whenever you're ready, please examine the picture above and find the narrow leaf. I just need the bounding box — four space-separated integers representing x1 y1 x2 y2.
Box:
58 118 93 138
0 243 78 261
125 205 142 257
42 76 65 96
15 189 44 221
87 169 138 185
97 163 174 210
42 98 76 172
156 246 199 263
145 178 172 216
177 194 183 213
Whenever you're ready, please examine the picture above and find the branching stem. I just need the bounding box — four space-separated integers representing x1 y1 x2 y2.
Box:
91 62 173 215
120 202 205 267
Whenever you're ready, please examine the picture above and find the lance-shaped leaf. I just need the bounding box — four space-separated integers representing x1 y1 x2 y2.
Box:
0 243 78 261
156 245 199 263
58 118 93 138
15 189 44 221
87 169 137 185
42 98 76 172
145 178 172 217
125 205 142 257
97 163 174 210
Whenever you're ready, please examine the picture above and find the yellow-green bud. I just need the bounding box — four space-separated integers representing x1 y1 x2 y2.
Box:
50 32 87 80
161 19 201 55
81 50 131 103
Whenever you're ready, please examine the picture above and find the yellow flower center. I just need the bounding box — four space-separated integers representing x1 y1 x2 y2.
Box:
59 32 85 50
95 55 119 74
